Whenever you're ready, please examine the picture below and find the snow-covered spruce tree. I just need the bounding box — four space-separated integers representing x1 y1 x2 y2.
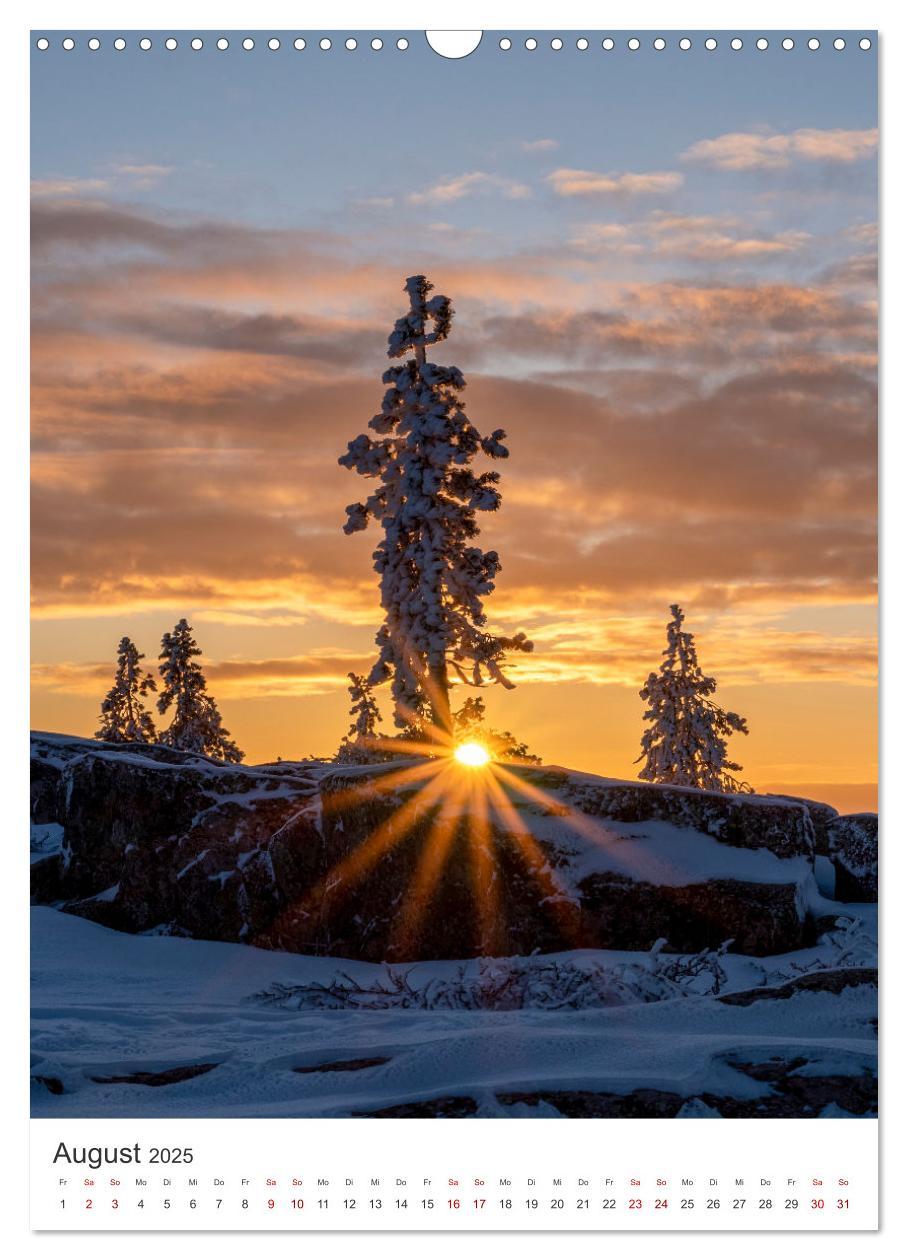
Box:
95 636 158 743
636 605 751 793
453 695 541 765
156 619 243 763
335 672 390 765
339 275 532 739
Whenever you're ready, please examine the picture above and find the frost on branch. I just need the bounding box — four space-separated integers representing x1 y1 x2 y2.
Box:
156 619 243 763
387 274 453 355
246 943 732 1012
636 605 751 793
95 636 157 743
339 275 533 733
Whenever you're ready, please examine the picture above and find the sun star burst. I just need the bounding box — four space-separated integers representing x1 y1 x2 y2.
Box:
454 740 490 767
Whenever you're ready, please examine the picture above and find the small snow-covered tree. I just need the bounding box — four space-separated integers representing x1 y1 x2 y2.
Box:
339 275 532 738
452 695 541 765
156 619 243 763
335 673 389 764
95 636 157 743
636 605 751 793
346 672 381 742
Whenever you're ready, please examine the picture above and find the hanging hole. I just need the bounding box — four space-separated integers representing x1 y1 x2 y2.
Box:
602 38 615 50
165 38 178 51
269 38 281 51
425 31 482 58
36 37 49 50
756 37 769 50
628 37 640 50
654 38 666 50
139 38 152 51
62 37 75 50
217 37 229 50
859 37 872 50
525 37 537 50
705 37 718 50
114 37 126 50
371 37 383 50
499 37 511 50
679 38 692 50
731 38 743 50
191 37 203 50
294 38 306 50
346 38 357 50
782 37 795 50
88 37 101 51
576 37 589 50
397 37 409 50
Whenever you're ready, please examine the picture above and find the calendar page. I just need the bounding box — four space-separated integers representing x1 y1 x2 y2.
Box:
29 23 878 1234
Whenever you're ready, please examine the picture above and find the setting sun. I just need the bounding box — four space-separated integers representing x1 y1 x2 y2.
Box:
454 741 491 768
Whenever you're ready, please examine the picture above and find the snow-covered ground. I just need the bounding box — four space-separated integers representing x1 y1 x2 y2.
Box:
31 905 876 1119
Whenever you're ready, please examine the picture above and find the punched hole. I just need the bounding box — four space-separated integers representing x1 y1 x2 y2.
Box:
425 31 482 58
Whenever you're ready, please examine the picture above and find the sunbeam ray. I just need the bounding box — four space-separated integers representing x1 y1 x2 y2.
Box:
492 764 674 887
318 758 439 814
387 788 463 958
485 770 582 946
466 772 504 956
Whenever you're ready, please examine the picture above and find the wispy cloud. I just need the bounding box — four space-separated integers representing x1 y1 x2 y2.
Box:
409 171 531 204
31 164 174 200
570 212 811 260
682 127 878 171
31 618 876 702
111 162 173 189
31 649 372 699
547 168 683 198
31 177 110 198
521 138 558 152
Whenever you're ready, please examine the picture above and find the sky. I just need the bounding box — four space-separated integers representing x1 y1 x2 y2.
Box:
30 32 878 810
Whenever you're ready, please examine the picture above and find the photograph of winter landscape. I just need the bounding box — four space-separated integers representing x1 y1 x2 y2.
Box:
30 35 877 1120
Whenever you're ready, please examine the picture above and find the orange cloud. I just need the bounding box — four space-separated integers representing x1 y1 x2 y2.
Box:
29 185 877 798
570 212 811 261
31 613 875 712
547 168 683 197
682 127 878 171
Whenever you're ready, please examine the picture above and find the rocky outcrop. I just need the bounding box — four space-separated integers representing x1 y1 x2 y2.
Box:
267 808 584 961
314 763 818 958
768 794 840 855
550 770 816 860
577 873 806 957
828 813 878 901
30 733 323 943
32 735 872 961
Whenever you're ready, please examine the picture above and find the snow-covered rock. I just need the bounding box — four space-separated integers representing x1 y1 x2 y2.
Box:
828 813 878 901
31 734 874 962
315 763 832 959
554 770 817 859
30 732 323 944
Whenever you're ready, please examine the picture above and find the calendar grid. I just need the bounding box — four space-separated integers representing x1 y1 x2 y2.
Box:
31 1118 878 1231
